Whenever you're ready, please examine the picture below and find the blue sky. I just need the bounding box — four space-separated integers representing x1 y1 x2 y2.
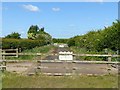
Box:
2 2 118 38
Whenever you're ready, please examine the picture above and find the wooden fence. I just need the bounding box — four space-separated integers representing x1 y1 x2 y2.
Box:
0 60 6 71
36 60 119 76
0 48 120 72
1 48 120 60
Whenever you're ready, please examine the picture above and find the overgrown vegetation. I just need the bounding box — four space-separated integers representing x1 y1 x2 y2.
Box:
67 20 120 52
27 25 52 44
23 45 54 53
70 47 118 61
66 20 120 61
2 25 52 50
2 72 118 88
5 32 21 39
2 38 47 51
6 45 54 60
53 38 68 43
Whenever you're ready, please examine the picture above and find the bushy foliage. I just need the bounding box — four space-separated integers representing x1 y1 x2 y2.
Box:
53 38 68 43
27 25 52 44
5 32 21 39
2 38 47 51
36 28 52 44
67 20 120 52
27 25 39 39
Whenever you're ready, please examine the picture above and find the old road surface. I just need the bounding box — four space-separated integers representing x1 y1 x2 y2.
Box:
6 46 118 75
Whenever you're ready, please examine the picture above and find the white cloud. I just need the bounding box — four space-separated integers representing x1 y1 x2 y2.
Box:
23 4 39 12
52 7 60 12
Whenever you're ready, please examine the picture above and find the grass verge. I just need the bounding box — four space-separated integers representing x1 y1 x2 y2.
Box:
2 72 118 88
70 46 118 61
6 45 55 60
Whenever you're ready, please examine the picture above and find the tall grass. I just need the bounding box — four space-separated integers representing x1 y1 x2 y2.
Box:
22 45 54 53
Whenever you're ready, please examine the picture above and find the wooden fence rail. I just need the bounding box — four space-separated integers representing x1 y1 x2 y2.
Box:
1 52 42 56
2 53 120 57
0 49 119 74
2 52 120 62
37 60 119 76
37 60 119 64
1 49 120 64
1 48 120 57
74 54 120 57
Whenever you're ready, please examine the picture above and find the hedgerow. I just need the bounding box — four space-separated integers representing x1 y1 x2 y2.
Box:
2 38 47 51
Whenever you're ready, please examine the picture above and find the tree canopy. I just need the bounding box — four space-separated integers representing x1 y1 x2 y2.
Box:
27 25 52 44
5 32 21 39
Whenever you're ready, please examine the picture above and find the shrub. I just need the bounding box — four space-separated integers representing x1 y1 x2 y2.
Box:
2 38 47 51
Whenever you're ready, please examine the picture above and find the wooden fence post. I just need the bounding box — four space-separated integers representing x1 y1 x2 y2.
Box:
108 52 111 62
63 60 66 74
107 52 112 74
19 48 21 53
16 48 18 57
108 57 111 62
72 61 76 75
37 60 41 70
2 50 5 60
0 49 2 59
3 61 6 70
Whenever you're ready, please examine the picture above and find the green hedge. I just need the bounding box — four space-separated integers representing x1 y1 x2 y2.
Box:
67 20 120 52
2 38 47 51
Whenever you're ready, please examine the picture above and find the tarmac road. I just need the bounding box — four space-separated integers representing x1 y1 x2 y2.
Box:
37 46 118 75
38 62 118 75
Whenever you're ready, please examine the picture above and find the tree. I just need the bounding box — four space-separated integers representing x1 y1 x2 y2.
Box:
37 27 52 44
27 25 39 39
5 32 21 39
67 38 75 47
67 20 120 52
40 27 44 32
27 25 52 44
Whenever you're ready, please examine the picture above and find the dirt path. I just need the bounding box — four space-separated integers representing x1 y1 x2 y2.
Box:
43 47 58 60
6 62 34 74
23 62 37 75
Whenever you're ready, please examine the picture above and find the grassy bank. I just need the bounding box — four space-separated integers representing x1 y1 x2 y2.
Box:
6 45 55 60
2 72 118 88
70 46 118 61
